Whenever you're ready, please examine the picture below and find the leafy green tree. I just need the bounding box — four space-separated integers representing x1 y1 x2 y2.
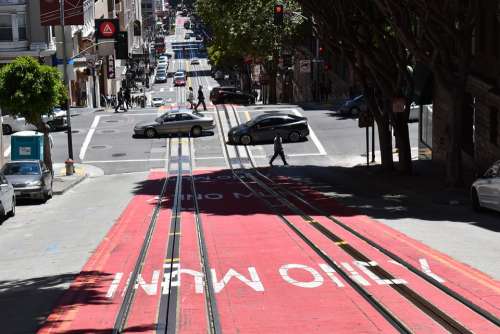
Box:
0 56 67 172
196 0 303 103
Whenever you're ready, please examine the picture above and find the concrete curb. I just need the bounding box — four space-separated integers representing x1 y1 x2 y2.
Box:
53 175 88 195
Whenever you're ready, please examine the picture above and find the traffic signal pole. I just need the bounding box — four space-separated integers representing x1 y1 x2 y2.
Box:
59 0 74 174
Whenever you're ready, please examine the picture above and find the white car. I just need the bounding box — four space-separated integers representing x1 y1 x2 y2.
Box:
471 160 500 212
152 97 165 107
0 173 15 218
2 109 68 134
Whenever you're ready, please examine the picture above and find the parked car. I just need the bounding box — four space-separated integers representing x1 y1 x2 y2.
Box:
0 173 15 218
190 58 200 65
2 110 67 134
1 160 53 201
210 87 255 105
228 113 309 145
471 160 500 212
134 111 215 138
151 97 165 107
184 33 191 40
173 71 186 86
339 95 367 116
213 70 224 80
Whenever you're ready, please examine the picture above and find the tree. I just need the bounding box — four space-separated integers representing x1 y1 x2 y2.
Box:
372 1 479 186
299 1 414 173
196 0 303 103
0 56 67 172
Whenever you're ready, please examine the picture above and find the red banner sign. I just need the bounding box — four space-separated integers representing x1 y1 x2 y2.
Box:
40 0 84 26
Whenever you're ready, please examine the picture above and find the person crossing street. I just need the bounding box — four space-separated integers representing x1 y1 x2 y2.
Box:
269 133 288 166
187 87 195 109
195 85 207 111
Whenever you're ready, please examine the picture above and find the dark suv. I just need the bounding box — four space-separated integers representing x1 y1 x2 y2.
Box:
210 86 255 105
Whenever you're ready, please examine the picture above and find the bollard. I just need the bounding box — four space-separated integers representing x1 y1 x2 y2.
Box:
65 159 74 176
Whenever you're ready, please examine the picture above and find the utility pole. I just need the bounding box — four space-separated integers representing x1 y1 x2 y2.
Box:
59 0 74 174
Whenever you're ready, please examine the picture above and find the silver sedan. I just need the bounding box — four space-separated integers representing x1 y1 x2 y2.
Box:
134 111 215 138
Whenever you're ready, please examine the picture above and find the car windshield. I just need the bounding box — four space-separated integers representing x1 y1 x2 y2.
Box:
3 162 40 175
153 98 162 101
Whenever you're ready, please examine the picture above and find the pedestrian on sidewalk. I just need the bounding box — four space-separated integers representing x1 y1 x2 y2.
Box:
195 85 207 111
187 87 195 109
124 87 132 109
269 133 288 166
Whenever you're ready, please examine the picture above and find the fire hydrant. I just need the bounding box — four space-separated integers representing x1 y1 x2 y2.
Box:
65 159 74 176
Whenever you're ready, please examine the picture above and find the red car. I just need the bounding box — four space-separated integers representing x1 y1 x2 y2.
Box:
173 71 186 86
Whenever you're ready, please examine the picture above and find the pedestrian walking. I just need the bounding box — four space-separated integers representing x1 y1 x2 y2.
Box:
187 87 195 109
115 88 125 112
195 85 207 111
269 133 288 166
124 87 132 109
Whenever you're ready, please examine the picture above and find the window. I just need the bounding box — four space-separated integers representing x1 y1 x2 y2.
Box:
17 14 26 41
490 107 498 145
0 15 12 41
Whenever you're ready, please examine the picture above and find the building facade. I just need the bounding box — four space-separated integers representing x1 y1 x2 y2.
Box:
0 0 55 64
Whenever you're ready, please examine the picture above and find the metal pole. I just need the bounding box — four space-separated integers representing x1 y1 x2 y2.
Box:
366 126 369 166
60 0 74 173
92 67 97 108
371 123 375 163
0 107 4 168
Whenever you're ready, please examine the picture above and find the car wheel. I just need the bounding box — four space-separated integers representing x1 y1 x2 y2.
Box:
191 126 202 137
145 128 157 138
2 124 12 135
350 107 360 116
8 197 15 217
240 134 252 145
471 188 482 212
288 131 301 142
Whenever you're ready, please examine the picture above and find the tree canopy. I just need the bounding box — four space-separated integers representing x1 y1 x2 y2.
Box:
196 0 303 67
0 56 67 125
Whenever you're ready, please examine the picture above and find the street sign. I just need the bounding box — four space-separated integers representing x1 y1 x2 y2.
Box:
96 19 119 39
107 55 115 79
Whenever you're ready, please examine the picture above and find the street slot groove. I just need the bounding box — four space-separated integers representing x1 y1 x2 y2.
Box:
112 138 173 334
214 104 411 333
221 103 477 333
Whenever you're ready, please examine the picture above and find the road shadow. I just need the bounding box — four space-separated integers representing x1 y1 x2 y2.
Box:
130 160 500 233
132 131 215 139
0 271 112 334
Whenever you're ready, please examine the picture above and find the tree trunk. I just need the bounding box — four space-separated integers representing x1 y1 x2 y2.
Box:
36 118 53 173
376 112 394 171
394 106 412 174
445 78 466 187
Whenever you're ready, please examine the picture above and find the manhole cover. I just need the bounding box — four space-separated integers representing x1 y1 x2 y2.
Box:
105 120 119 123
91 145 107 149
99 129 118 134
112 153 126 157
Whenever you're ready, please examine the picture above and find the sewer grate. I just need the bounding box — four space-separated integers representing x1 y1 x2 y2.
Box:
91 145 107 149
105 120 119 123
112 153 126 157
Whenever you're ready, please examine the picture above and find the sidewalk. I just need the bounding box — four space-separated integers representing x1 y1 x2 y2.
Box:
52 163 103 195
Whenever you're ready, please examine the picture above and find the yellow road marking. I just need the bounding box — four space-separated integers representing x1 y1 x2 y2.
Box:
169 232 181 236
335 241 348 245
165 258 179 263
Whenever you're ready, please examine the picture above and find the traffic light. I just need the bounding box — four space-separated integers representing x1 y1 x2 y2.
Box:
115 31 128 59
319 46 325 56
274 4 284 25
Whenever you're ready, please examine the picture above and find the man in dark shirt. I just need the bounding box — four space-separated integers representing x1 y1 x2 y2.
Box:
269 133 288 166
195 85 207 111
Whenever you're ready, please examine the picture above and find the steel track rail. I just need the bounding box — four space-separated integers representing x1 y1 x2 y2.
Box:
214 104 412 334
112 138 173 334
160 137 184 334
226 105 483 333
187 136 222 334
232 103 484 333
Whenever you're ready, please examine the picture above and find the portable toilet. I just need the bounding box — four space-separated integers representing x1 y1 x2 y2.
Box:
10 131 44 161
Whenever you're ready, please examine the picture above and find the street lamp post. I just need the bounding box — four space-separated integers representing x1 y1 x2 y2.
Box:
59 0 74 174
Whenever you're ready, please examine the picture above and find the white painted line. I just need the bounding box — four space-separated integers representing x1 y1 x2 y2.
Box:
84 158 167 164
169 87 174 92
291 110 327 155
160 88 165 92
4 145 10 158
288 153 327 157
79 115 101 161
194 156 225 160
